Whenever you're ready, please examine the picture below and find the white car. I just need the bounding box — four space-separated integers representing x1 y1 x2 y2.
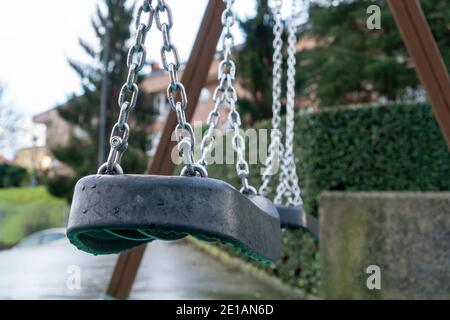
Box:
14 228 67 249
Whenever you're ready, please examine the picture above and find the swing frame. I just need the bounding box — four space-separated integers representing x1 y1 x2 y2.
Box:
105 0 450 299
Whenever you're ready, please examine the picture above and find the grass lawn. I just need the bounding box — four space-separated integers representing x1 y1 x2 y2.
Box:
0 186 68 244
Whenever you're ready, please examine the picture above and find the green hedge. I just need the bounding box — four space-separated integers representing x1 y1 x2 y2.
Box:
204 101 450 296
0 163 28 188
295 102 450 214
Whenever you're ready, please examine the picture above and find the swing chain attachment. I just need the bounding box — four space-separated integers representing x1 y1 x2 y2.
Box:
275 0 303 206
197 0 256 194
98 0 154 175
259 0 284 197
155 0 204 177
223 0 256 195
197 0 237 167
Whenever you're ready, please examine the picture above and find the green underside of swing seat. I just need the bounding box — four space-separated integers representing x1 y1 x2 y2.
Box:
67 227 272 265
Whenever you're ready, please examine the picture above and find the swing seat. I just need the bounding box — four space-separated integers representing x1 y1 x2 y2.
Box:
67 174 282 262
276 205 319 238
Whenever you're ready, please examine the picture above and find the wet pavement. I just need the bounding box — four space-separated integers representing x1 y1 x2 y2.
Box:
0 239 296 300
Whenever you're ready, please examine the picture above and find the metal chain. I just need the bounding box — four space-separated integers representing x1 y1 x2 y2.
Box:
197 0 236 167
197 2 237 167
274 0 303 206
98 0 154 175
226 0 256 195
209 0 256 195
285 0 303 205
154 0 206 177
259 0 283 197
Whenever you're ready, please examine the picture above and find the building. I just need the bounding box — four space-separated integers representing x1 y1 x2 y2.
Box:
33 108 74 150
141 57 255 156
31 55 258 159
31 38 318 169
13 146 73 177
10 110 76 177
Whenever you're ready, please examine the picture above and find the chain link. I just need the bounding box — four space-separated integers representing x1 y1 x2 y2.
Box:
274 0 303 206
259 0 283 197
154 0 205 177
282 0 303 205
98 0 154 175
260 0 304 206
197 0 256 194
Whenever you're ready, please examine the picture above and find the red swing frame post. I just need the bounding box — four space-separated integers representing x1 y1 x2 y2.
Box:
388 0 450 148
105 0 450 299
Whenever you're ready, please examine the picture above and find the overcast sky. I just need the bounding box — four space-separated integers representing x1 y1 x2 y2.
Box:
0 0 261 118
0 0 302 157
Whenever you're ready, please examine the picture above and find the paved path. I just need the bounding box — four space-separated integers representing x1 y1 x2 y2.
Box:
0 239 296 299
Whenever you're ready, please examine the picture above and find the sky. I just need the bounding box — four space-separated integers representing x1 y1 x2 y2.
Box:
0 0 301 158
0 0 258 118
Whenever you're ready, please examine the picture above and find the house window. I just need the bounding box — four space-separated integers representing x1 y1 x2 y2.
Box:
146 131 162 157
73 125 88 140
199 88 211 102
154 92 170 120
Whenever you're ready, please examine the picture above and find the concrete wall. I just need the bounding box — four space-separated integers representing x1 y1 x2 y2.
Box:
319 192 450 299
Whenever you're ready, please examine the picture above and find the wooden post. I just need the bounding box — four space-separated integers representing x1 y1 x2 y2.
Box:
105 0 225 300
388 0 450 148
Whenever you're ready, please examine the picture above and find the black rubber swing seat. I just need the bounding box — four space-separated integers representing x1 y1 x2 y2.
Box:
276 205 319 238
67 174 282 262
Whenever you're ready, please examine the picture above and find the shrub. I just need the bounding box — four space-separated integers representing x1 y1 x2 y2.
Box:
0 164 28 188
296 102 450 214
45 175 78 203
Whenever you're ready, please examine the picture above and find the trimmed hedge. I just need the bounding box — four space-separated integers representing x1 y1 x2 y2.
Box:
205 101 450 296
0 163 28 188
295 102 450 214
